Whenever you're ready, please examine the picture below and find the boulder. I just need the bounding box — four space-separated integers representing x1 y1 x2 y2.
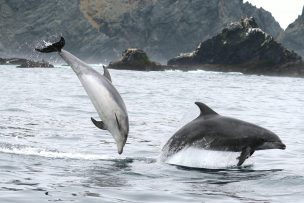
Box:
0 57 29 65
168 17 304 77
108 49 165 71
17 59 54 68
1 57 54 68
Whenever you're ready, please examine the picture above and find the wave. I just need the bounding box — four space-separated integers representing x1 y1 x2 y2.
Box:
188 70 243 75
0 143 114 160
1 108 29 112
0 143 157 164
164 69 183 73
164 69 244 75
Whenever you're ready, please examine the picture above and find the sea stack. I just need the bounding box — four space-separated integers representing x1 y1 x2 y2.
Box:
168 17 304 77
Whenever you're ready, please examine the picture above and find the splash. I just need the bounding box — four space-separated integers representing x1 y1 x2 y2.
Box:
187 70 243 75
165 147 248 169
164 69 182 73
26 34 63 65
42 40 52 47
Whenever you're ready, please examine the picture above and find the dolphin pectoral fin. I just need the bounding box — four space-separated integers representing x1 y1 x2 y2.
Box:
237 147 253 166
91 117 107 130
103 66 112 82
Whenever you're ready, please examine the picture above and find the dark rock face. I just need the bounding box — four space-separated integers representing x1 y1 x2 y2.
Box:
0 0 282 62
168 18 304 77
80 0 282 61
0 0 109 62
0 58 29 65
0 57 54 68
108 49 164 71
17 60 54 68
278 7 304 58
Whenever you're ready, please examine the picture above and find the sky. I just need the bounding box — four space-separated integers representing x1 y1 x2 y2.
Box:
246 0 304 29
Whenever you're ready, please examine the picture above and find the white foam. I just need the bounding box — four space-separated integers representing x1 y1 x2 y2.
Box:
0 145 113 160
165 147 244 169
164 69 182 73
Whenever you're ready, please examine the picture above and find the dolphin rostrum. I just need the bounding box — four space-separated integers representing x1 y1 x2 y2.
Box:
35 37 129 154
162 102 286 166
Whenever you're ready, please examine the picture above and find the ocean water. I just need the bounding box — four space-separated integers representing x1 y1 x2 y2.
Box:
0 65 303 202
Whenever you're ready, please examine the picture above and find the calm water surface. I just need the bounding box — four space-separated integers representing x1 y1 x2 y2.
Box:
0 65 303 202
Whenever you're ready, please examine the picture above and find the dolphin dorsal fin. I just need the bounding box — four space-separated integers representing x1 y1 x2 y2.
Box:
195 102 218 118
103 65 112 82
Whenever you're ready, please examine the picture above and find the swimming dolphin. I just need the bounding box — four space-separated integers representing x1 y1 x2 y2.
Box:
35 37 129 154
162 102 286 166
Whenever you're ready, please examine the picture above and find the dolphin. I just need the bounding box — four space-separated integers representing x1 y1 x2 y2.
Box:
35 37 129 154
162 102 286 166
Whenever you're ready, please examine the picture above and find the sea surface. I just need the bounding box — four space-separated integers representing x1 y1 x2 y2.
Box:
0 65 303 202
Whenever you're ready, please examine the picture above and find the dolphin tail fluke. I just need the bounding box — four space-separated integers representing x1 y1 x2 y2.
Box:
35 37 65 53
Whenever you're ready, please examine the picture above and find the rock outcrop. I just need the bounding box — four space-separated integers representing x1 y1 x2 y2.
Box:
108 49 165 71
278 7 304 58
17 60 54 68
0 0 282 62
0 57 29 65
168 18 304 77
0 57 54 68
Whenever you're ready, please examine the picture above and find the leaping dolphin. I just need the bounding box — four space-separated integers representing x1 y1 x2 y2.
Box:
162 102 286 166
35 37 129 154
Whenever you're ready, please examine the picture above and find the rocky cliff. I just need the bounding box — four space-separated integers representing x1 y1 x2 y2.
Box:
168 18 303 77
0 0 110 62
79 0 282 61
0 0 282 62
278 7 304 58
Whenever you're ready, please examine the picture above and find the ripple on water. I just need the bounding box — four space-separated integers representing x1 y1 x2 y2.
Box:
0 66 304 202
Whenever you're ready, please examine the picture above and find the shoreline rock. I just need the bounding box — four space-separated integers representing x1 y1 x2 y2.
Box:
17 60 54 68
108 48 169 71
168 17 304 77
0 57 54 68
0 58 29 65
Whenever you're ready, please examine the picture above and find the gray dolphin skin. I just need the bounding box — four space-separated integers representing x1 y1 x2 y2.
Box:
162 102 286 166
35 37 129 154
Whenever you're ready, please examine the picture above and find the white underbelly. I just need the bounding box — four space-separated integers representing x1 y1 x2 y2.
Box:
79 74 117 124
164 147 245 169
